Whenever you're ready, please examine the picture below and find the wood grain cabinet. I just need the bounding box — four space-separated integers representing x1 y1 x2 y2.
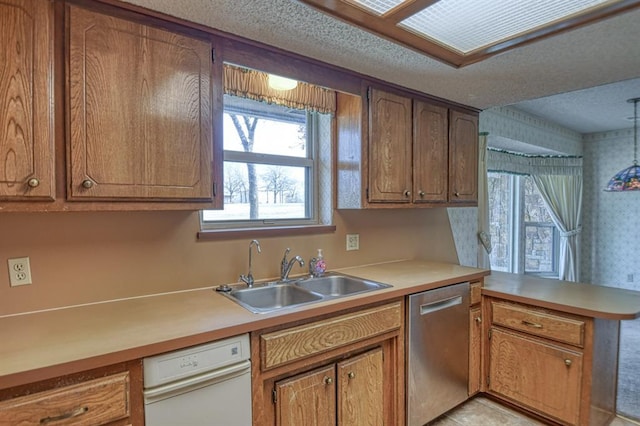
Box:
449 110 478 203
0 362 143 426
252 301 404 425
468 281 483 396
0 0 55 200
336 87 478 208
485 298 620 426
67 4 214 201
275 348 384 426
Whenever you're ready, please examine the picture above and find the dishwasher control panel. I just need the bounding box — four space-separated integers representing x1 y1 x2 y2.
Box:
143 333 250 388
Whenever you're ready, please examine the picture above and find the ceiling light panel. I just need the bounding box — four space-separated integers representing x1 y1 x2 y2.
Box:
399 0 613 54
346 0 406 15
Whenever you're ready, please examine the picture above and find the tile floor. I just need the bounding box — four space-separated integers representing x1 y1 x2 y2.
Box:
429 396 640 426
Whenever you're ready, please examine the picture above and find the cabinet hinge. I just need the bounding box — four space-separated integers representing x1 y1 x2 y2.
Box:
272 389 277 404
488 328 492 340
211 48 216 63
212 182 217 197
487 375 490 387
366 187 369 199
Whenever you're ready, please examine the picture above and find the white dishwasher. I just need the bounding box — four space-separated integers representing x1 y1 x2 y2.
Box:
143 333 252 426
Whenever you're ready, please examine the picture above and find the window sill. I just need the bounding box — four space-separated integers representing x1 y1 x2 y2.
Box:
197 225 336 241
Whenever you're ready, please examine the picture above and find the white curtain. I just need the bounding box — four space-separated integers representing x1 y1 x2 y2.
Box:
532 175 583 282
477 133 491 269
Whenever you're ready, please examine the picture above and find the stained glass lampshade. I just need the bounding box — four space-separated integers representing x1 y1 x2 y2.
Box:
605 98 640 191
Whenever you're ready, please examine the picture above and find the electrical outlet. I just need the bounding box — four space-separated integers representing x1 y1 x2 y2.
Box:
8 257 32 287
346 234 360 251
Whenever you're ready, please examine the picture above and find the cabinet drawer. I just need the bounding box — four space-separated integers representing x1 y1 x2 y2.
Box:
0 372 129 426
492 301 585 347
261 302 402 370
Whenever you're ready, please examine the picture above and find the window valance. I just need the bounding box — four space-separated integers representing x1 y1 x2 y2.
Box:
224 64 336 115
488 149 582 176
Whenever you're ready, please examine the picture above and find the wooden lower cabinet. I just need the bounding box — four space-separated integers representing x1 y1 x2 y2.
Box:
489 328 583 425
337 348 384 425
275 348 384 426
0 361 142 426
252 301 404 425
468 306 482 396
276 364 336 426
485 297 620 426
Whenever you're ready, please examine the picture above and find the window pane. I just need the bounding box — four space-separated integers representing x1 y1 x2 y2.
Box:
223 96 307 158
202 163 309 221
523 176 553 222
523 176 557 275
488 173 512 272
524 224 556 274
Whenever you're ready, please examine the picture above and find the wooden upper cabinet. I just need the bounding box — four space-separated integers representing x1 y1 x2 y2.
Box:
413 100 448 203
449 110 478 203
368 88 412 203
0 0 54 200
67 5 213 200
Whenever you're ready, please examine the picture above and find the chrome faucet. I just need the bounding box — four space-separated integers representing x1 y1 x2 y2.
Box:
280 248 304 281
239 239 261 287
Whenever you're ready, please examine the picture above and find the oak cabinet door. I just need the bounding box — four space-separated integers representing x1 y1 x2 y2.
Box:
275 365 336 426
413 100 448 203
0 0 54 199
449 110 478 203
368 88 412 203
489 328 583 425
337 348 384 426
67 5 213 200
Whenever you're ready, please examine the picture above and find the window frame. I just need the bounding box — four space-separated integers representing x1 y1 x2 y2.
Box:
200 98 322 230
488 172 560 278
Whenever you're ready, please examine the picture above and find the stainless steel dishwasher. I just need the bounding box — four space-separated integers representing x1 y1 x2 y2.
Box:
407 282 470 426
143 333 251 426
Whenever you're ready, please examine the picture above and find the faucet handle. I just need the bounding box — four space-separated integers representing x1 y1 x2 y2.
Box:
308 257 318 277
282 247 291 260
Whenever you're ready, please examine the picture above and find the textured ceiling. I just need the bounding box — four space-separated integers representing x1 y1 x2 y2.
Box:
511 77 640 133
123 0 640 133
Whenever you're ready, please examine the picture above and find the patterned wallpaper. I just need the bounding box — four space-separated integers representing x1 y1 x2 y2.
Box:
444 107 637 290
480 106 583 155
447 207 478 267
582 129 640 290
447 106 582 268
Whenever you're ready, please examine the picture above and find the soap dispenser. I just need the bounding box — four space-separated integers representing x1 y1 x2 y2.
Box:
310 249 326 277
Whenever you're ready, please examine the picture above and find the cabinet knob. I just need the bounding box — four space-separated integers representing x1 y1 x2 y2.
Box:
27 178 40 188
418 190 425 197
475 316 482 323
81 179 95 189
403 190 411 197
348 372 356 379
324 376 333 385
564 359 572 367
454 191 460 197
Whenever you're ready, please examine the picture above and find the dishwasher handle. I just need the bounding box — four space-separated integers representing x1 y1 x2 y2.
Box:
144 359 251 404
420 295 463 316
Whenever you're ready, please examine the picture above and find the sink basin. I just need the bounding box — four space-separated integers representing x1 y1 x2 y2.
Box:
224 283 323 314
219 273 392 314
294 274 391 297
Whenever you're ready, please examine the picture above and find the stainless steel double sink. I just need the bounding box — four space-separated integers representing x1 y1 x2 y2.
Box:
218 273 392 314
